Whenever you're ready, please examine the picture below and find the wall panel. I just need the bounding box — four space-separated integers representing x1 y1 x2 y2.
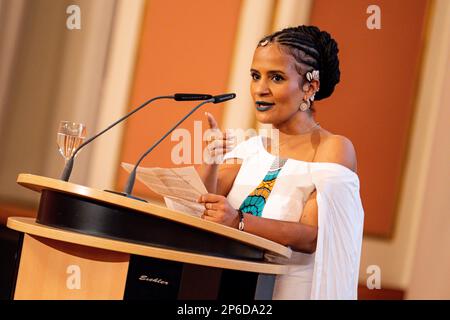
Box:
309 0 430 237
116 0 242 199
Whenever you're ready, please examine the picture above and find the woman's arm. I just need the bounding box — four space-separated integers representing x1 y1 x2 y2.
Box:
242 191 319 253
197 162 241 195
244 190 319 253
199 134 357 253
198 190 319 254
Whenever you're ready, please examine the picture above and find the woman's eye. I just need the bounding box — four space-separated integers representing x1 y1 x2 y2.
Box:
271 74 284 82
251 73 260 80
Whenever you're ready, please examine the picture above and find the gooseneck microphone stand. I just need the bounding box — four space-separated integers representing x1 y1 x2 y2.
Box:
60 94 212 181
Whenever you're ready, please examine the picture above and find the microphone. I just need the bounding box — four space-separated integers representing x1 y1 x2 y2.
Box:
60 93 213 181
174 93 213 101
212 93 236 103
123 93 236 197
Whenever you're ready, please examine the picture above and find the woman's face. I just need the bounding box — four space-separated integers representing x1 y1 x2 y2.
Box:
250 43 305 126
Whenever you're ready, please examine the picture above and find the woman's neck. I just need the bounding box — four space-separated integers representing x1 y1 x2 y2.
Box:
273 112 320 138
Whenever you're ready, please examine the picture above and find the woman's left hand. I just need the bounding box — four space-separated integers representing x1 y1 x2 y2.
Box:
198 193 239 228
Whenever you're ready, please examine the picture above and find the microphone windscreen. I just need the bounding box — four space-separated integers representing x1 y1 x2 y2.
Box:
174 93 213 101
213 93 236 104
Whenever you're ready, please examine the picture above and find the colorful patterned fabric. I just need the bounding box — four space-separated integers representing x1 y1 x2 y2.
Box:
239 157 287 217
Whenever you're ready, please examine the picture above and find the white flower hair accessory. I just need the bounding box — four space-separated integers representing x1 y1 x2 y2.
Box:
306 70 320 82
259 39 269 47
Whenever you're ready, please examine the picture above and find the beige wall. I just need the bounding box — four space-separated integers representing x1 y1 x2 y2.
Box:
406 0 450 299
0 0 118 206
0 0 70 205
360 0 450 294
86 0 145 190
0 0 26 128
41 0 117 184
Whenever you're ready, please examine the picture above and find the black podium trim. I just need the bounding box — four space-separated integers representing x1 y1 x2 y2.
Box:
123 254 275 300
0 227 23 300
36 190 264 261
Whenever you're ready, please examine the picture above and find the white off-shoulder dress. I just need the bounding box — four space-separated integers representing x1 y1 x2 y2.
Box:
223 135 364 300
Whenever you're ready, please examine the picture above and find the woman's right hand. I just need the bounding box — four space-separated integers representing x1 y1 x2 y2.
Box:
204 112 236 165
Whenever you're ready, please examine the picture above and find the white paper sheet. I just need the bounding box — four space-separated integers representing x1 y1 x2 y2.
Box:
121 162 207 217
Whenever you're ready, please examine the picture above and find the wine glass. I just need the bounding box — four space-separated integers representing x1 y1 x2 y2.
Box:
56 121 87 164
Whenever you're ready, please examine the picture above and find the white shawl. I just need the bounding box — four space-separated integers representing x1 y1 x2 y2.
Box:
222 135 364 299
310 163 364 299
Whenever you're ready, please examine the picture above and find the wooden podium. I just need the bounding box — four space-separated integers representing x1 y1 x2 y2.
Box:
6 174 290 300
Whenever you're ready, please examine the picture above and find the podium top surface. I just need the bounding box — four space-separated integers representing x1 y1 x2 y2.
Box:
7 217 289 275
17 174 292 259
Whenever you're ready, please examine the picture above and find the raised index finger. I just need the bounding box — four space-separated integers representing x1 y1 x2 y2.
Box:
205 112 219 130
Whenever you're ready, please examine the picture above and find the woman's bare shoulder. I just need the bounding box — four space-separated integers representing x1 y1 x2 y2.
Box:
314 133 357 172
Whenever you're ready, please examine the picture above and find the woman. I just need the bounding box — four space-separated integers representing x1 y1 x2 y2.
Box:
197 25 364 299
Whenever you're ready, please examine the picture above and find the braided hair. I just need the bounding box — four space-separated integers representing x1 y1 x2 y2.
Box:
258 25 340 103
